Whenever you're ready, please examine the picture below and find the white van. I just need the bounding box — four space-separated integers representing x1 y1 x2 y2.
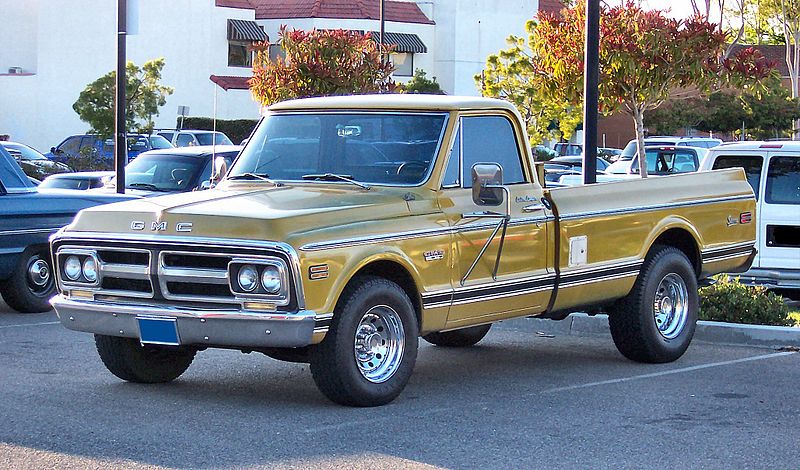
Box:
699 141 800 290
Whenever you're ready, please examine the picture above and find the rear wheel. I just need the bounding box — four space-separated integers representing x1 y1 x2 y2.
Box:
94 335 196 383
0 248 55 313
608 246 698 363
422 324 492 347
310 276 418 407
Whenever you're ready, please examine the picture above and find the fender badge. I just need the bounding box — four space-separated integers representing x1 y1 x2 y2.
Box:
424 250 445 262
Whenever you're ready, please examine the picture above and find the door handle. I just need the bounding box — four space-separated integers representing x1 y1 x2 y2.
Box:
522 204 546 213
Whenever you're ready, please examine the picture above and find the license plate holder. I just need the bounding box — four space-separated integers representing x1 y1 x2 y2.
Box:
136 316 180 346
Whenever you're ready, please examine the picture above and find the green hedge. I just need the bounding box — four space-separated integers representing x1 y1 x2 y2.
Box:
177 117 259 146
699 276 796 327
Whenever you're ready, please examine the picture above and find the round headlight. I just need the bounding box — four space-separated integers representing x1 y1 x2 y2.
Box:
82 257 98 282
64 256 81 281
237 265 258 292
260 265 281 294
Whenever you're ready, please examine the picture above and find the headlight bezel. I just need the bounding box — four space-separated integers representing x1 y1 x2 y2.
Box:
56 249 101 287
228 257 290 305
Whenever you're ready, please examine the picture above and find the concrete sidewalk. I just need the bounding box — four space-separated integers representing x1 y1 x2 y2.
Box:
505 313 800 349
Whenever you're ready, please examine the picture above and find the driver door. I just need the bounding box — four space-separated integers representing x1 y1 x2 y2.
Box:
438 114 552 328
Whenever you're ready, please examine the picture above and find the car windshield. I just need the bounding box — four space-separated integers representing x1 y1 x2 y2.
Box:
230 112 448 186
149 135 173 149
2 143 47 160
629 149 698 174
39 177 95 190
621 140 675 159
124 153 204 191
196 133 233 146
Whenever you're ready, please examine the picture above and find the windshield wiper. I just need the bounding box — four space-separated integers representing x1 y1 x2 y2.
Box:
127 183 166 192
227 173 282 185
301 173 370 190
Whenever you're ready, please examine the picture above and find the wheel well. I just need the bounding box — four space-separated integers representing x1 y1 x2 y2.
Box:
351 261 422 326
651 228 701 276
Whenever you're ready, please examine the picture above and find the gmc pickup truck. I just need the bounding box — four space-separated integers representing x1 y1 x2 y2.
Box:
50 95 757 406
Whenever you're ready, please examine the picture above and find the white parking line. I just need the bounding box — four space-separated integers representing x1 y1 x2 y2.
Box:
0 321 60 329
542 351 796 394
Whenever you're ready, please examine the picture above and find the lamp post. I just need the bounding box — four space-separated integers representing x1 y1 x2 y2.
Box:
582 0 600 185
115 0 127 194
379 0 386 66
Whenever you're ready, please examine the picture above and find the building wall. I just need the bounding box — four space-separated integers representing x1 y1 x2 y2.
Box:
0 0 40 74
256 18 435 85
0 0 261 151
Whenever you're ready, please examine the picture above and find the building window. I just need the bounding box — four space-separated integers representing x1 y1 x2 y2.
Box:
268 43 285 62
391 53 414 77
228 41 253 67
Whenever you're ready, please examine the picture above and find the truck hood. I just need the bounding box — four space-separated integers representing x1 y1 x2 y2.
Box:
66 183 418 246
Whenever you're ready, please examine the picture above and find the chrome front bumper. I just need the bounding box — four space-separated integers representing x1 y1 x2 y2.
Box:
51 295 320 348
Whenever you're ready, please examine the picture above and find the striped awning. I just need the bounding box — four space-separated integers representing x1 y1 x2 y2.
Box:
370 32 427 54
228 19 267 42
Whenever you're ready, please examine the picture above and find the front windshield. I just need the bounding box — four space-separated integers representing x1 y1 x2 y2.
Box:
197 133 233 146
124 153 204 191
149 135 173 149
2 143 46 161
230 112 448 186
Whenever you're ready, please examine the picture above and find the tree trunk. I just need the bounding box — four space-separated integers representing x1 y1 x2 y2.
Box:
632 109 648 178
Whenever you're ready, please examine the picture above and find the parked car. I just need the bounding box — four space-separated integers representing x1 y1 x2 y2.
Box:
158 130 233 147
553 142 583 156
550 155 611 171
0 145 137 313
699 141 800 290
1 141 72 179
98 145 241 196
39 171 115 190
606 146 706 176
46 134 173 165
619 136 722 160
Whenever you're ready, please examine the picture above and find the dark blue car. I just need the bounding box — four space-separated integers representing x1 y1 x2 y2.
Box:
0 146 138 313
46 134 173 166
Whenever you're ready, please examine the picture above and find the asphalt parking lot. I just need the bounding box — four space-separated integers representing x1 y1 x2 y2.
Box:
1 300 798 469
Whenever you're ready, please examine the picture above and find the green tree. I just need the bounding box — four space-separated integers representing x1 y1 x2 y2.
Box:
249 27 395 106
480 1 776 177
72 58 173 139
402 69 444 94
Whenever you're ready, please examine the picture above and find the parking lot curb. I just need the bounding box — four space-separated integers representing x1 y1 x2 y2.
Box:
507 313 800 349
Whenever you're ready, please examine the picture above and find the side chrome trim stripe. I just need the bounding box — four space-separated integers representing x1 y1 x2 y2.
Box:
300 216 554 252
559 194 753 221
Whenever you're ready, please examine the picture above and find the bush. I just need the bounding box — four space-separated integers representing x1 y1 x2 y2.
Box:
178 118 259 146
401 69 444 94
699 276 795 327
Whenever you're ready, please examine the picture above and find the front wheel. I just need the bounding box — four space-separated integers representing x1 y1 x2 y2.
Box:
0 249 56 313
608 246 698 363
95 335 196 383
310 276 418 407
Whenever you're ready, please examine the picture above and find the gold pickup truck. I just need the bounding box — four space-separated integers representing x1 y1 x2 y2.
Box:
51 95 756 407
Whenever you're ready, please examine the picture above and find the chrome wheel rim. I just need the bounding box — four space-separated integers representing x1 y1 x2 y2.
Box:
653 273 689 340
354 305 404 383
27 257 52 294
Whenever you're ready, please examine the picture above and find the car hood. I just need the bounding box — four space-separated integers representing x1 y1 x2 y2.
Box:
65 183 418 247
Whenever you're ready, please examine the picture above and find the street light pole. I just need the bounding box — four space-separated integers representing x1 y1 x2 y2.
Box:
115 0 127 194
379 0 386 66
582 0 600 185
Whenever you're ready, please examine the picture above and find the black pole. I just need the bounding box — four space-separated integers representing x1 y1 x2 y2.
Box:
379 0 386 66
582 0 600 185
115 0 127 194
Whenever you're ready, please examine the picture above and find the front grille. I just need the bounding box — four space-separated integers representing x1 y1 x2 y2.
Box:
54 240 296 310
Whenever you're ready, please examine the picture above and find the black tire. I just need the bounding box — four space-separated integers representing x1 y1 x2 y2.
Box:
94 334 196 383
310 276 418 407
422 323 492 347
608 246 699 363
0 248 56 313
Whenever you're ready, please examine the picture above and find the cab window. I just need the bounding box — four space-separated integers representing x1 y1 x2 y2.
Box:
441 128 461 187
176 133 195 147
712 155 763 199
461 116 526 187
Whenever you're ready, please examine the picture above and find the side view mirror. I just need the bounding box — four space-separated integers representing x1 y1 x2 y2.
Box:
471 163 504 206
211 156 228 185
